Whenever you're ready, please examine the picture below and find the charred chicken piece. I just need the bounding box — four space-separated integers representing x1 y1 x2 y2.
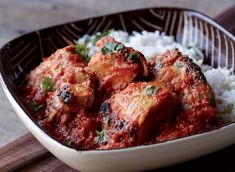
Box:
45 66 96 122
98 82 179 149
151 49 216 142
88 37 148 96
25 46 99 150
26 45 87 103
26 45 96 123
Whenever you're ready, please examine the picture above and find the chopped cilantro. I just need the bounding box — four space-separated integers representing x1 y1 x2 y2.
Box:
94 130 107 144
34 104 44 112
42 76 55 94
88 29 113 45
101 42 124 54
64 140 72 146
103 117 109 125
198 94 205 99
75 44 90 62
187 45 204 58
128 52 140 63
175 61 184 68
209 92 216 107
143 85 161 95
27 100 44 112
225 103 233 114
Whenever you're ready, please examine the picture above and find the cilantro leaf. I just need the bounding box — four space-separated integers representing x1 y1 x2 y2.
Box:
128 52 140 63
175 61 184 68
187 45 204 58
64 140 72 146
27 100 44 112
42 76 55 94
225 103 233 114
103 117 109 125
209 91 216 107
143 85 161 95
75 44 90 62
101 42 124 54
198 94 205 99
94 130 107 144
88 29 113 45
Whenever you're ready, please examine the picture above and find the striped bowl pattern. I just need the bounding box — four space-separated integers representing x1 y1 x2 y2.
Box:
1 8 234 91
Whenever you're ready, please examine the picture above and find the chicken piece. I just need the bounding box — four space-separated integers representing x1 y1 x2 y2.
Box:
98 82 179 149
45 66 96 122
26 45 96 122
88 37 148 96
151 49 216 142
26 45 86 103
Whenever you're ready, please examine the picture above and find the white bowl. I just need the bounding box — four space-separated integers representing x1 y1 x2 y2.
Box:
0 7 234 171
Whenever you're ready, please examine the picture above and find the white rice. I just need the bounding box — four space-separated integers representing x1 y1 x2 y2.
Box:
77 30 235 121
204 68 235 121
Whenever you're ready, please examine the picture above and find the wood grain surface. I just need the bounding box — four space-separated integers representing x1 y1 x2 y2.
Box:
0 134 49 172
1 132 235 172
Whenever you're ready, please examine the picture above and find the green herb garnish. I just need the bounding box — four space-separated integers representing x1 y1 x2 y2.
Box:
187 45 204 58
75 44 90 62
128 52 140 63
27 100 44 112
42 76 55 94
88 29 113 45
94 130 107 144
103 117 109 126
224 103 233 114
64 140 72 146
143 85 161 95
101 42 124 55
175 61 184 68
209 91 216 107
198 94 205 99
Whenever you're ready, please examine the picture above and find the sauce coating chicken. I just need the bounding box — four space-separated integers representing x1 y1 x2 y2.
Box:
98 82 179 149
150 49 217 142
88 37 148 97
26 45 96 120
25 46 98 149
45 66 95 122
26 45 87 103
22 38 217 150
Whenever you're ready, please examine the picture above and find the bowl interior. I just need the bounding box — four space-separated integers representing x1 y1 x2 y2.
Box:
0 7 234 147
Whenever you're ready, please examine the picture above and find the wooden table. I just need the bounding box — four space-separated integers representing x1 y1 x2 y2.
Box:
0 0 235 171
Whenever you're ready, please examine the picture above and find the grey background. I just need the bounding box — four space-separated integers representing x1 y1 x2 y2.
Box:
0 0 234 147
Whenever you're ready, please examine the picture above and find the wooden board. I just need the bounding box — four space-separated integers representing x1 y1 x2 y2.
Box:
1 133 235 172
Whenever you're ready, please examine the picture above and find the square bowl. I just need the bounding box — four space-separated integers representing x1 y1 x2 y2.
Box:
0 7 234 172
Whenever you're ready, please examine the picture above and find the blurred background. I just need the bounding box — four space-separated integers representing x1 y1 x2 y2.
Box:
0 0 234 147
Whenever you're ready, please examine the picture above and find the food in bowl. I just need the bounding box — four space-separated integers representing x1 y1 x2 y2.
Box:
21 30 234 150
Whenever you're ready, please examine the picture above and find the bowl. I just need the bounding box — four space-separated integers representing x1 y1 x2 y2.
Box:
0 7 234 172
